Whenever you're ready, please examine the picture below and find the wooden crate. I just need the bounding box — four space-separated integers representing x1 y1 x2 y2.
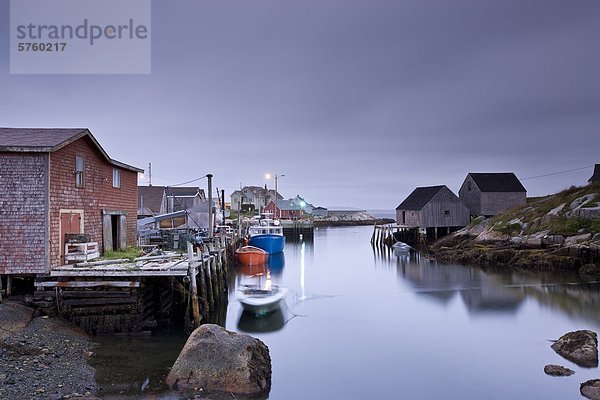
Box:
65 242 100 263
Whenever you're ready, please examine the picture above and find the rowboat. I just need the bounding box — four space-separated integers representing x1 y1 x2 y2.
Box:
235 246 269 266
235 285 288 316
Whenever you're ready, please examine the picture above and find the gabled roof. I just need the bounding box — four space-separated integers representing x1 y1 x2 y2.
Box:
166 187 206 198
396 185 446 211
467 173 526 192
589 164 600 183
271 199 301 211
232 186 282 199
0 127 143 172
138 186 166 214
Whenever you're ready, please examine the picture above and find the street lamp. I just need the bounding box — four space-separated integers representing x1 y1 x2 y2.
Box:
265 173 285 219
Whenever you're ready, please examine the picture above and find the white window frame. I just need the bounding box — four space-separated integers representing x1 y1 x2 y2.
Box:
75 155 85 188
112 168 121 188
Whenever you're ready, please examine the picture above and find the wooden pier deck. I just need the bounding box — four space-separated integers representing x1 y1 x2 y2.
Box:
32 242 232 335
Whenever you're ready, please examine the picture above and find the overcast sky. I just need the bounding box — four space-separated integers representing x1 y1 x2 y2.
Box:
1 0 599 209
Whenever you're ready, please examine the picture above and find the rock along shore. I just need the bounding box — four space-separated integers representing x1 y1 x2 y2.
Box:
0 300 98 400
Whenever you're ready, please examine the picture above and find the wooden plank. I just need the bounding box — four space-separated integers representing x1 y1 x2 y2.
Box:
72 259 130 267
35 281 140 288
60 291 132 299
49 270 189 277
63 297 137 306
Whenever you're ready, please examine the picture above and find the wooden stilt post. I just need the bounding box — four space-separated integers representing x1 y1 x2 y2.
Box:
371 224 376 245
198 258 209 320
211 256 218 304
187 243 201 328
0 276 3 304
205 256 214 309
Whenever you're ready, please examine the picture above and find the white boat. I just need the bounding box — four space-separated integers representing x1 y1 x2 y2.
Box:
235 285 288 316
392 241 411 254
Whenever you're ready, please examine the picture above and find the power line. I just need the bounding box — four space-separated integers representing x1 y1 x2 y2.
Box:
521 165 593 180
169 174 208 187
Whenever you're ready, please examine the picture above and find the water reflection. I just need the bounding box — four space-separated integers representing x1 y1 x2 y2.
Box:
237 308 285 333
378 243 600 323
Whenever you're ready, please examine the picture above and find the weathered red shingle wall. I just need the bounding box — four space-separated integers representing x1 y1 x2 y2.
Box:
48 136 138 268
0 153 49 274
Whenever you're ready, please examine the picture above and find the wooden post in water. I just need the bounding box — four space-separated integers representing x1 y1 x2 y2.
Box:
198 256 209 320
211 255 218 304
205 256 214 309
187 242 201 327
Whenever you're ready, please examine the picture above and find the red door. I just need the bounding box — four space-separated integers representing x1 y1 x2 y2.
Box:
60 213 81 263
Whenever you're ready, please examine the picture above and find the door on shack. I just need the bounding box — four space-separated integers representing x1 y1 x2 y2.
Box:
102 210 127 252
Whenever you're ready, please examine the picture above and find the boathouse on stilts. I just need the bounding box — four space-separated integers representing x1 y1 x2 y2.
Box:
371 185 470 251
0 127 232 333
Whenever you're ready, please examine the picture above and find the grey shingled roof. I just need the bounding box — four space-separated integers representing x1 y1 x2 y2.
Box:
588 164 600 183
0 127 143 172
166 187 205 198
396 185 445 211
138 186 166 215
0 128 88 151
469 173 526 192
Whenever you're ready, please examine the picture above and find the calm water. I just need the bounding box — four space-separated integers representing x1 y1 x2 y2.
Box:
93 226 600 399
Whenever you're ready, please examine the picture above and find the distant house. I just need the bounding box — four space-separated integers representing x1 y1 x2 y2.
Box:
230 186 282 213
589 164 600 185
459 173 526 217
264 199 302 219
0 128 142 276
263 195 319 219
312 206 328 217
395 185 470 228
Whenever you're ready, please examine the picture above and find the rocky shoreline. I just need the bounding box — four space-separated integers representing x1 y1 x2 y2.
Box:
0 301 98 400
430 227 600 274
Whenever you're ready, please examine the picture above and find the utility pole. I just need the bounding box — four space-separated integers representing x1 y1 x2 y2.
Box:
148 162 152 186
207 174 213 238
221 189 225 225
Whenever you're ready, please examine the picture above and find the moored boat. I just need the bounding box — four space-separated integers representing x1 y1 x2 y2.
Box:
235 245 269 266
235 285 288 316
248 218 285 254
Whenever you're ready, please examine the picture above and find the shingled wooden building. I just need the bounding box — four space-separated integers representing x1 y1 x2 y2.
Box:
459 172 526 217
395 185 470 228
589 164 600 185
0 128 142 278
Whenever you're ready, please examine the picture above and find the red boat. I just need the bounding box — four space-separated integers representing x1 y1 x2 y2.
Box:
236 246 269 266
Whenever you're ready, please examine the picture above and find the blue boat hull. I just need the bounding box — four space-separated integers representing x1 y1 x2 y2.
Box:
248 234 285 254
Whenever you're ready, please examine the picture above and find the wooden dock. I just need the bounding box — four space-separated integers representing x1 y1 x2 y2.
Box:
281 220 314 238
32 241 233 335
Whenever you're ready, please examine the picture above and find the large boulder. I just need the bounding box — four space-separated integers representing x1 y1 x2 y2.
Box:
166 324 271 398
581 380 600 400
551 330 598 368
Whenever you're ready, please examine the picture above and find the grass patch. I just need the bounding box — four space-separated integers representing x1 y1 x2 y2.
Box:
547 217 600 236
101 246 142 261
493 222 522 236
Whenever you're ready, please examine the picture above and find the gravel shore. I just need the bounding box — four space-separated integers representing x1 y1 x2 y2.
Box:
0 301 98 400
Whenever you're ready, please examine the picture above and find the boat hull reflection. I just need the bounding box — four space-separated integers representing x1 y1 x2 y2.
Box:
237 309 285 333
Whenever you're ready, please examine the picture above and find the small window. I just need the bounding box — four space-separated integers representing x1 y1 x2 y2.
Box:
75 155 84 188
444 210 450 215
112 168 121 188
467 182 472 191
